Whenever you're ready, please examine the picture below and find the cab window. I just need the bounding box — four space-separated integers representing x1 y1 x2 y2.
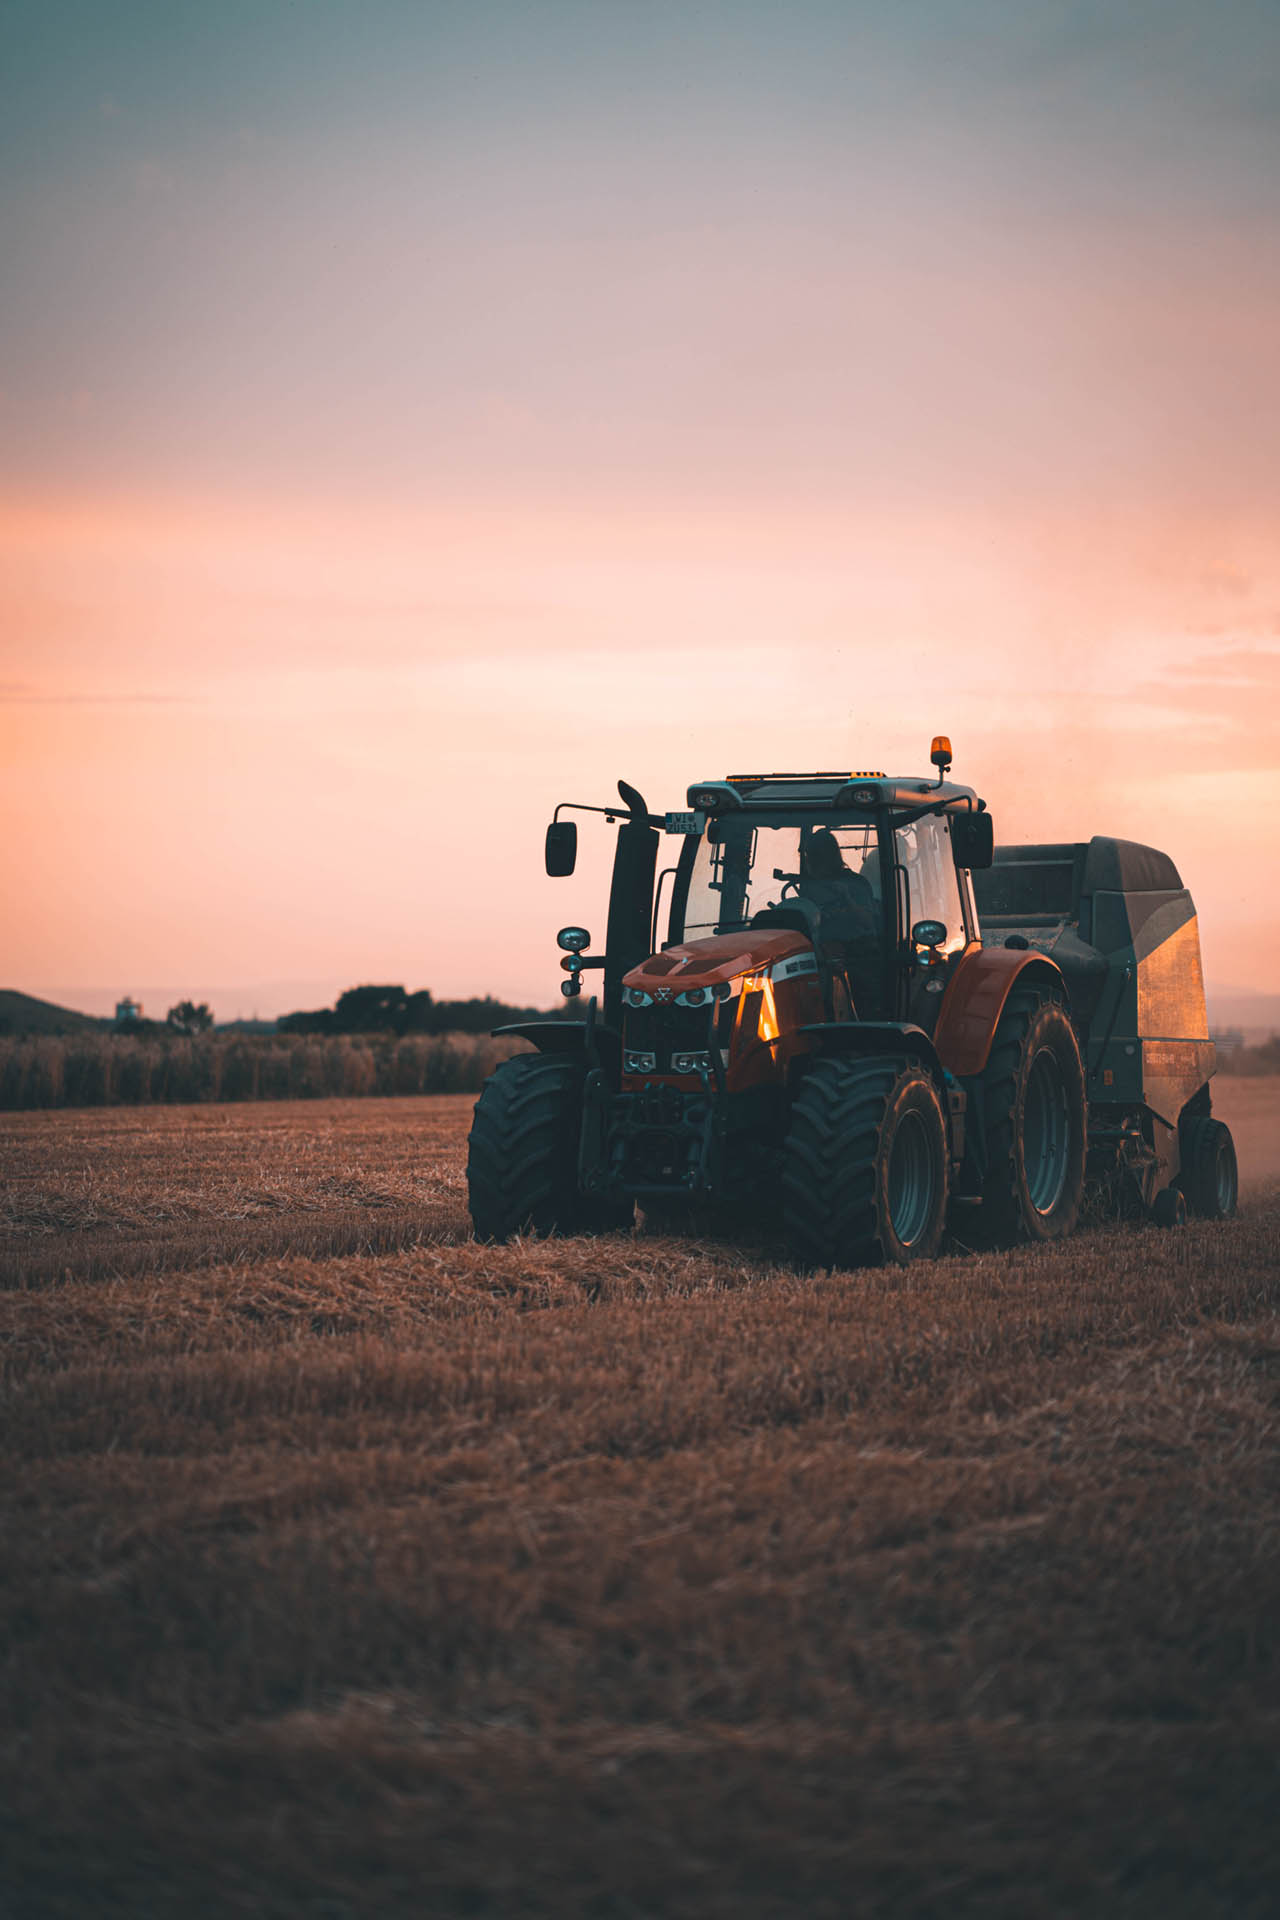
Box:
895 814 966 955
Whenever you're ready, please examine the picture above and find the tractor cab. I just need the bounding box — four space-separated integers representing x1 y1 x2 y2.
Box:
666 801 974 1030
675 812 887 1017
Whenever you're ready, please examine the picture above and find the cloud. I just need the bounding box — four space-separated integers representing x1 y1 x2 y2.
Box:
0 681 195 704
1123 644 1280 771
1161 642 1280 695
1198 565 1254 600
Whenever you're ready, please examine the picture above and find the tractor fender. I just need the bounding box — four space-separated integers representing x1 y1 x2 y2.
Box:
932 947 1067 1077
795 1021 946 1087
492 1019 622 1083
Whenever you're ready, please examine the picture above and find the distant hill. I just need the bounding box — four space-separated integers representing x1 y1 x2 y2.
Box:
0 990 109 1036
1207 990 1280 1043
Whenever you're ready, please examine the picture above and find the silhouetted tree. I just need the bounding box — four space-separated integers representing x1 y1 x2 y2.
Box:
278 985 578 1037
332 985 410 1034
166 1000 214 1035
277 1008 333 1035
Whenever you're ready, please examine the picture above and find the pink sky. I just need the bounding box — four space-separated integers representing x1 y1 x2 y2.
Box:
5 487 1278 1014
3 4 1278 1016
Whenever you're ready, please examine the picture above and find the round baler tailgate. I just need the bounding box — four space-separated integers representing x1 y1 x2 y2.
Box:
972 835 1219 1207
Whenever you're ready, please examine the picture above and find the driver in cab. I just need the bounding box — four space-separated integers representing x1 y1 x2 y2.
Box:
796 829 878 940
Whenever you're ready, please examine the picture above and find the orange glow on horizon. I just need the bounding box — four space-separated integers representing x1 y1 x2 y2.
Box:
3 484 1279 1015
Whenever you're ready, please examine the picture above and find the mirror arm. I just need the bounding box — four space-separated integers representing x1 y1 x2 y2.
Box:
554 800 624 824
552 798 665 829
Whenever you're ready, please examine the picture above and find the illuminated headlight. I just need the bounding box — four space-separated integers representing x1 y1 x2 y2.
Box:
623 1050 657 1073
671 1051 711 1074
622 987 654 1008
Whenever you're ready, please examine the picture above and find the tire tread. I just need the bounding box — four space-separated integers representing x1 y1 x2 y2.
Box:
467 1053 584 1241
782 1056 946 1270
978 987 1085 1244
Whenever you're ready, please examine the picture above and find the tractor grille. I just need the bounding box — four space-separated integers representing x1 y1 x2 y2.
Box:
609 1082 716 1192
623 1003 722 1074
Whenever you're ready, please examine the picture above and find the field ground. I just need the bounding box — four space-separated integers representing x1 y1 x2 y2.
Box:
2 1080 1279 1917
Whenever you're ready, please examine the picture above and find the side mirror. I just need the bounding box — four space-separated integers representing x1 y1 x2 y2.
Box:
911 919 947 953
952 812 994 869
545 820 577 877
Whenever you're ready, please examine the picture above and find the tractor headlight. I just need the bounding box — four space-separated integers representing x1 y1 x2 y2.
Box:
623 987 653 1008
675 987 709 1007
671 1051 711 1075
623 1050 657 1073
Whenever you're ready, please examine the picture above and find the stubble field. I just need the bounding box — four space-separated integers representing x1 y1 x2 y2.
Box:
3 1080 1279 1918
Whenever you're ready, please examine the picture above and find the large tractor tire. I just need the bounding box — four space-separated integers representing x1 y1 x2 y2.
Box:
977 987 1085 1244
467 1053 631 1242
782 1056 949 1271
1179 1115 1238 1220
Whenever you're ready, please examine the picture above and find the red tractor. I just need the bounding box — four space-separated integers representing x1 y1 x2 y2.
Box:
467 742 1237 1266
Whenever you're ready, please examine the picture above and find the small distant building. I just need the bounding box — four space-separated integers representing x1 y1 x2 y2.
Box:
115 996 143 1024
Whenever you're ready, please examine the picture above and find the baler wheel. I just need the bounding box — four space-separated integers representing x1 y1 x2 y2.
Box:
977 988 1085 1245
782 1056 948 1271
1152 1186 1187 1229
1179 1116 1238 1220
467 1053 632 1242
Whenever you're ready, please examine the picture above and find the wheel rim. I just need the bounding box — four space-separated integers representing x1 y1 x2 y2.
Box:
1024 1047 1070 1216
888 1109 936 1247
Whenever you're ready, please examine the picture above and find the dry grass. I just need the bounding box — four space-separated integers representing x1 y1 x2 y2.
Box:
1 1080 1279 1917
0 1096 475 1287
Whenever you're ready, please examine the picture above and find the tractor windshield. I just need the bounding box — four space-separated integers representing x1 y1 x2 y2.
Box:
678 814 883 943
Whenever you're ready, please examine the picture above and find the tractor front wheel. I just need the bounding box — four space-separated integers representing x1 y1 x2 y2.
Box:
467 1052 631 1242
978 988 1085 1244
782 1056 949 1271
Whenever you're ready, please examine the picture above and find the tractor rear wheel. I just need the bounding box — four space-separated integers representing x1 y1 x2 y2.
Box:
782 1056 949 1271
977 988 1085 1244
467 1053 632 1242
1179 1116 1238 1220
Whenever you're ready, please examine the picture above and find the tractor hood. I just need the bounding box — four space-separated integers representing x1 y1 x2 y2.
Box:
622 929 811 993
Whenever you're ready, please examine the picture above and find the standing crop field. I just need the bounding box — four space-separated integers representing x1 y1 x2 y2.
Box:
2 1082 1279 1917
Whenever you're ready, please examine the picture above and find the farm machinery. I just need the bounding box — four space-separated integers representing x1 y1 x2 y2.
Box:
467 742 1237 1266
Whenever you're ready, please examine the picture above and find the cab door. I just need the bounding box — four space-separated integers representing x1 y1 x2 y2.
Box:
894 813 974 1032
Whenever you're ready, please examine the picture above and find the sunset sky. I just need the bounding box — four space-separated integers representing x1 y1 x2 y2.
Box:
3 1 1279 1016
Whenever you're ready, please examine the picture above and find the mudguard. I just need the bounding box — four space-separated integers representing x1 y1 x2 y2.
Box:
794 1022 966 1167
492 1019 622 1083
932 948 1066 1077
796 1020 944 1082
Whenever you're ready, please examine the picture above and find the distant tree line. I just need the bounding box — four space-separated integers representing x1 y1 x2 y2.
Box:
278 984 566 1037
1217 1033 1280 1076
0 1030 530 1110
108 1000 216 1038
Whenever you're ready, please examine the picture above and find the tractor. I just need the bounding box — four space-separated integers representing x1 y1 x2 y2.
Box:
467 741 1238 1266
